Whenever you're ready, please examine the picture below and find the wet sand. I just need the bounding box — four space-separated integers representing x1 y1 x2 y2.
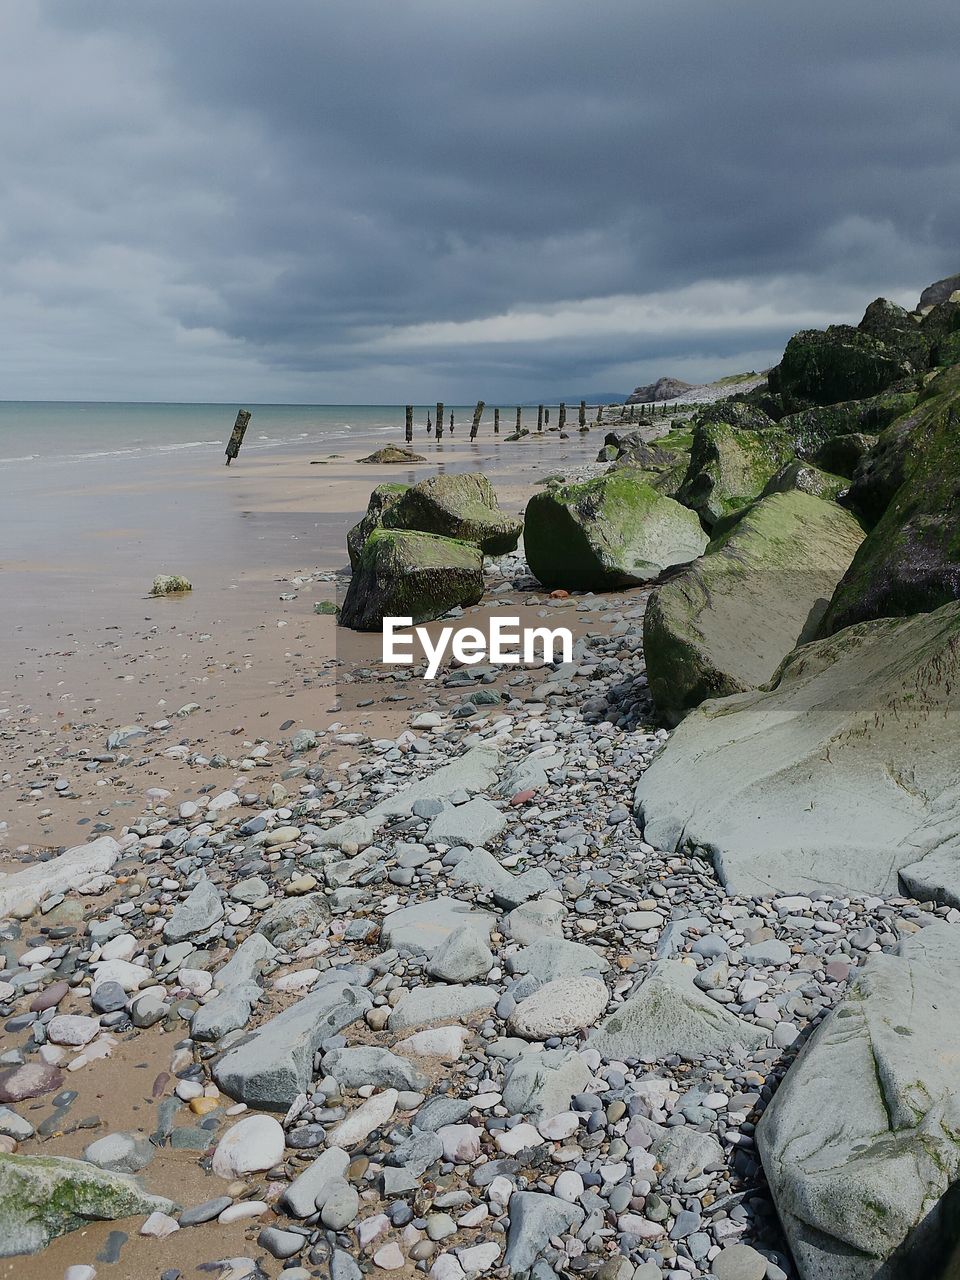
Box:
0 422 605 854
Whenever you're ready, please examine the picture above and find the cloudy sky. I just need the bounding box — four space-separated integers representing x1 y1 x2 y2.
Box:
2 1 959 403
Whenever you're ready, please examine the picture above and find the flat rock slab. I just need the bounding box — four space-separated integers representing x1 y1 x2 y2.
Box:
163 876 224 943
213 976 372 1109
636 602 960 897
0 836 121 916
757 920 960 1280
380 898 495 956
427 798 507 848
281 1147 350 1218
589 961 766 1061
387 984 498 1032
506 937 609 982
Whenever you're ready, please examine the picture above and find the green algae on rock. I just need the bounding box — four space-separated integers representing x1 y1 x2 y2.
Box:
676 404 795 530
339 528 483 630
768 324 914 406
643 491 865 725
383 472 522 555
819 361 960 635
523 468 708 591
150 573 191 595
346 482 410 570
0 1151 176 1257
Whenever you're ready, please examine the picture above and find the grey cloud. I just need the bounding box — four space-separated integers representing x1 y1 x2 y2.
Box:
1 0 958 400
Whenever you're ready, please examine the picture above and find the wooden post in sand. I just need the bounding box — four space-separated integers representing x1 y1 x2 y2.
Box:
558 403 566 432
224 409 251 465
470 400 485 440
436 402 444 441
537 405 544 432
596 404 604 425
449 411 455 434
545 408 550 426
516 407 522 433
494 407 500 435
427 412 433 435
405 405 414 443
579 400 586 429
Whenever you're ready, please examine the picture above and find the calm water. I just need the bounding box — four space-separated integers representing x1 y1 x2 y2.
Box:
0 402 484 468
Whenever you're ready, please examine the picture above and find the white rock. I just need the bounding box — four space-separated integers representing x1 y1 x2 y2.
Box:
90 958 151 992
100 933 138 962
177 968 213 997
207 790 240 813
486 1175 513 1207
554 1170 584 1202
0 835 122 916
508 976 608 1039
326 1089 398 1149
437 1123 481 1163
47 1015 101 1047
394 1026 468 1062
494 1123 541 1156
212 1114 285 1178
537 1112 579 1141
430 1257 465 1280
456 1242 501 1272
218 1200 269 1223
140 1211 179 1238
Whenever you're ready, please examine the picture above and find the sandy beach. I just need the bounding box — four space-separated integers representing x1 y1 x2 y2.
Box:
1 415 611 854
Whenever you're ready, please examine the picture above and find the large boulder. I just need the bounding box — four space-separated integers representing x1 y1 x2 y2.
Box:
779 389 918 467
0 1152 175 1256
384 473 522 555
636 601 960 897
643 492 865 725
523 468 708 591
857 296 930 368
919 271 960 310
759 460 849 504
757 922 960 1280
769 324 914 406
339 529 483 630
676 404 795 530
627 376 697 404
347 483 409 570
819 363 960 635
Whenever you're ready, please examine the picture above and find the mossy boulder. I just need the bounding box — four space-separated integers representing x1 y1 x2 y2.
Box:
644 492 865 725
384 473 522 555
0 1151 176 1256
820 362 960 635
150 573 191 595
339 529 483 630
358 445 425 464
636 600 960 897
779 389 918 464
769 324 914 406
524 469 708 591
760 460 849 503
347 483 409 570
808 431 878 479
857 296 930 367
676 405 795 530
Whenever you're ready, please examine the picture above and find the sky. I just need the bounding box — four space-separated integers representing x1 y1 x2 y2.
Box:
1 0 959 403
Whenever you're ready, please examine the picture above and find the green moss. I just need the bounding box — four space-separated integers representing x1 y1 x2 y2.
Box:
524 468 707 590
677 418 796 529
339 528 484 630
384 472 522 555
819 363 960 635
769 325 914 406
346 482 410 569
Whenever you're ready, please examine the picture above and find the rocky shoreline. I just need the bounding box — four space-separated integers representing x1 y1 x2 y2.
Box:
2 272 960 1280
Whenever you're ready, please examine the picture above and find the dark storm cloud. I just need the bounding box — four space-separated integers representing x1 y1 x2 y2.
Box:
2 0 959 400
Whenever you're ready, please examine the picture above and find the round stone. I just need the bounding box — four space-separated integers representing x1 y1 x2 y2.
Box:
212 1115 285 1178
508 976 608 1039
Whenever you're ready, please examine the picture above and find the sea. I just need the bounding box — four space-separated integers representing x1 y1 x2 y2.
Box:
0 402 481 468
